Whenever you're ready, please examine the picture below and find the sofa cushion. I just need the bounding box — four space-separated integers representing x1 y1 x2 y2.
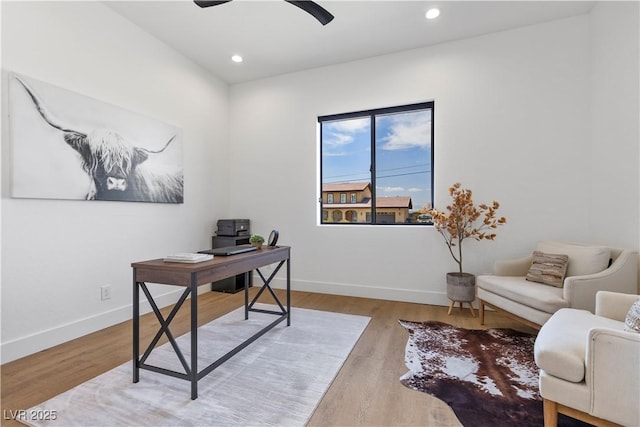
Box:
536 241 610 277
526 251 569 287
476 275 568 314
534 308 624 382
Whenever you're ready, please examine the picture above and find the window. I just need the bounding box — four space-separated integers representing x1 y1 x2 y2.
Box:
319 102 434 225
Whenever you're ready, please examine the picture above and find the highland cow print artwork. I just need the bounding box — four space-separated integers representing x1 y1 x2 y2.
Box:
8 73 184 203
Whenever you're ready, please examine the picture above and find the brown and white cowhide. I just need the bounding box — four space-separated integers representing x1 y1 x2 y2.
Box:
399 320 588 427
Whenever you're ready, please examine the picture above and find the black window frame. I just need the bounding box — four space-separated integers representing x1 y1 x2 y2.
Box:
319 101 434 225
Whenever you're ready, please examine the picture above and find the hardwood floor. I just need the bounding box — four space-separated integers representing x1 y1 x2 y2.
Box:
1 289 535 427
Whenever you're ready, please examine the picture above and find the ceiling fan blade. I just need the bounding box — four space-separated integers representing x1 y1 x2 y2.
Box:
194 0 334 25
284 1 334 25
194 0 233 8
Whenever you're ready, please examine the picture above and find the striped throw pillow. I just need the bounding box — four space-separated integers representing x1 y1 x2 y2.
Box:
526 251 569 287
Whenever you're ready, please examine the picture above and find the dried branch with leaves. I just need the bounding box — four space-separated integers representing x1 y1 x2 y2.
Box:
429 183 507 274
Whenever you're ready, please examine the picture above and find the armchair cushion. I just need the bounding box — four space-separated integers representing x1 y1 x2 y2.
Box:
595 290 640 320
477 276 568 313
526 251 569 287
534 308 624 383
536 241 610 277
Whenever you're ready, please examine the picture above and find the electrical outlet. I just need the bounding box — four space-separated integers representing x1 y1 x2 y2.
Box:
100 285 112 301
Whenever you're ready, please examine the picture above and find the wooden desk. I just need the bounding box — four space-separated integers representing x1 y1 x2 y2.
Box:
131 246 291 400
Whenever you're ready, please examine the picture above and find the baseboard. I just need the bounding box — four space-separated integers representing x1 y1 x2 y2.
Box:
0 286 209 364
268 276 454 307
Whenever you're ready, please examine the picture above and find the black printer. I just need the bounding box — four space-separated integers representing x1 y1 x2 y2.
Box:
216 219 250 237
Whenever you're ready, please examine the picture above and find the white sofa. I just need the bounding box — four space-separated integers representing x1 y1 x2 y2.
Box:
476 242 638 328
534 291 640 426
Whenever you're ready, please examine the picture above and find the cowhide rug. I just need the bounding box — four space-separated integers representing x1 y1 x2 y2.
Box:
399 320 589 427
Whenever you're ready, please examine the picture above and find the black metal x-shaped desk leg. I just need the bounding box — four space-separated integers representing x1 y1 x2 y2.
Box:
133 282 194 383
139 283 192 374
247 259 288 321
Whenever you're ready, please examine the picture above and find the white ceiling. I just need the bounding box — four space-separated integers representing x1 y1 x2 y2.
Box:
105 0 595 84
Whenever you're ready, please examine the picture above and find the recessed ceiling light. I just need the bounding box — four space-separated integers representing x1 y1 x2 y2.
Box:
231 54 243 63
425 8 440 20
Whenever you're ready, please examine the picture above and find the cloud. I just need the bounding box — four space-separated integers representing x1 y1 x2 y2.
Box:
323 117 370 156
326 117 369 133
323 150 349 157
324 132 353 148
379 186 405 192
408 187 423 192
379 110 431 151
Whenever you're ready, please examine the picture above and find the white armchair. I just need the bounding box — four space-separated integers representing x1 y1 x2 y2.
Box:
476 242 638 328
534 291 640 426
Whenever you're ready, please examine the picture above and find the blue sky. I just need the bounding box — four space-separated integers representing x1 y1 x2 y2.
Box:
322 108 432 211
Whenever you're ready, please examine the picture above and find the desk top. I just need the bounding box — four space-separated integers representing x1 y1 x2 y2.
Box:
132 246 290 287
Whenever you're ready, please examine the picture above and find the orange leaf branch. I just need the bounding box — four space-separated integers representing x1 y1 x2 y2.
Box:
429 183 507 274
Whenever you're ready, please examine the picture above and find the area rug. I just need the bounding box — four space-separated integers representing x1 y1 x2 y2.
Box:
399 320 588 427
21 305 370 427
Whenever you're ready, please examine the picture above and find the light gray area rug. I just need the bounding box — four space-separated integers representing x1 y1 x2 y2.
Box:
23 305 370 427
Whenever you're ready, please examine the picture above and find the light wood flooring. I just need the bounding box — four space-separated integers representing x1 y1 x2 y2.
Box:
1 289 535 427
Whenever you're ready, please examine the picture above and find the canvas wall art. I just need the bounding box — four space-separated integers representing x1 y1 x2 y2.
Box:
8 72 184 203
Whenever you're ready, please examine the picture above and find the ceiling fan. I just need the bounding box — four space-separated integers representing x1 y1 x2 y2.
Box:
194 1 334 26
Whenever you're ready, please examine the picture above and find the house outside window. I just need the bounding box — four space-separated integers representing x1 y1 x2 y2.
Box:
319 102 434 225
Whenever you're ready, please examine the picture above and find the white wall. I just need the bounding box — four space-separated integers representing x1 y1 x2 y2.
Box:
228 11 638 303
2 1 637 363
0 2 230 362
589 2 639 251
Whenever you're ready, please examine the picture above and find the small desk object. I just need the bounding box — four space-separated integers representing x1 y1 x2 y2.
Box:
131 246 291 400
